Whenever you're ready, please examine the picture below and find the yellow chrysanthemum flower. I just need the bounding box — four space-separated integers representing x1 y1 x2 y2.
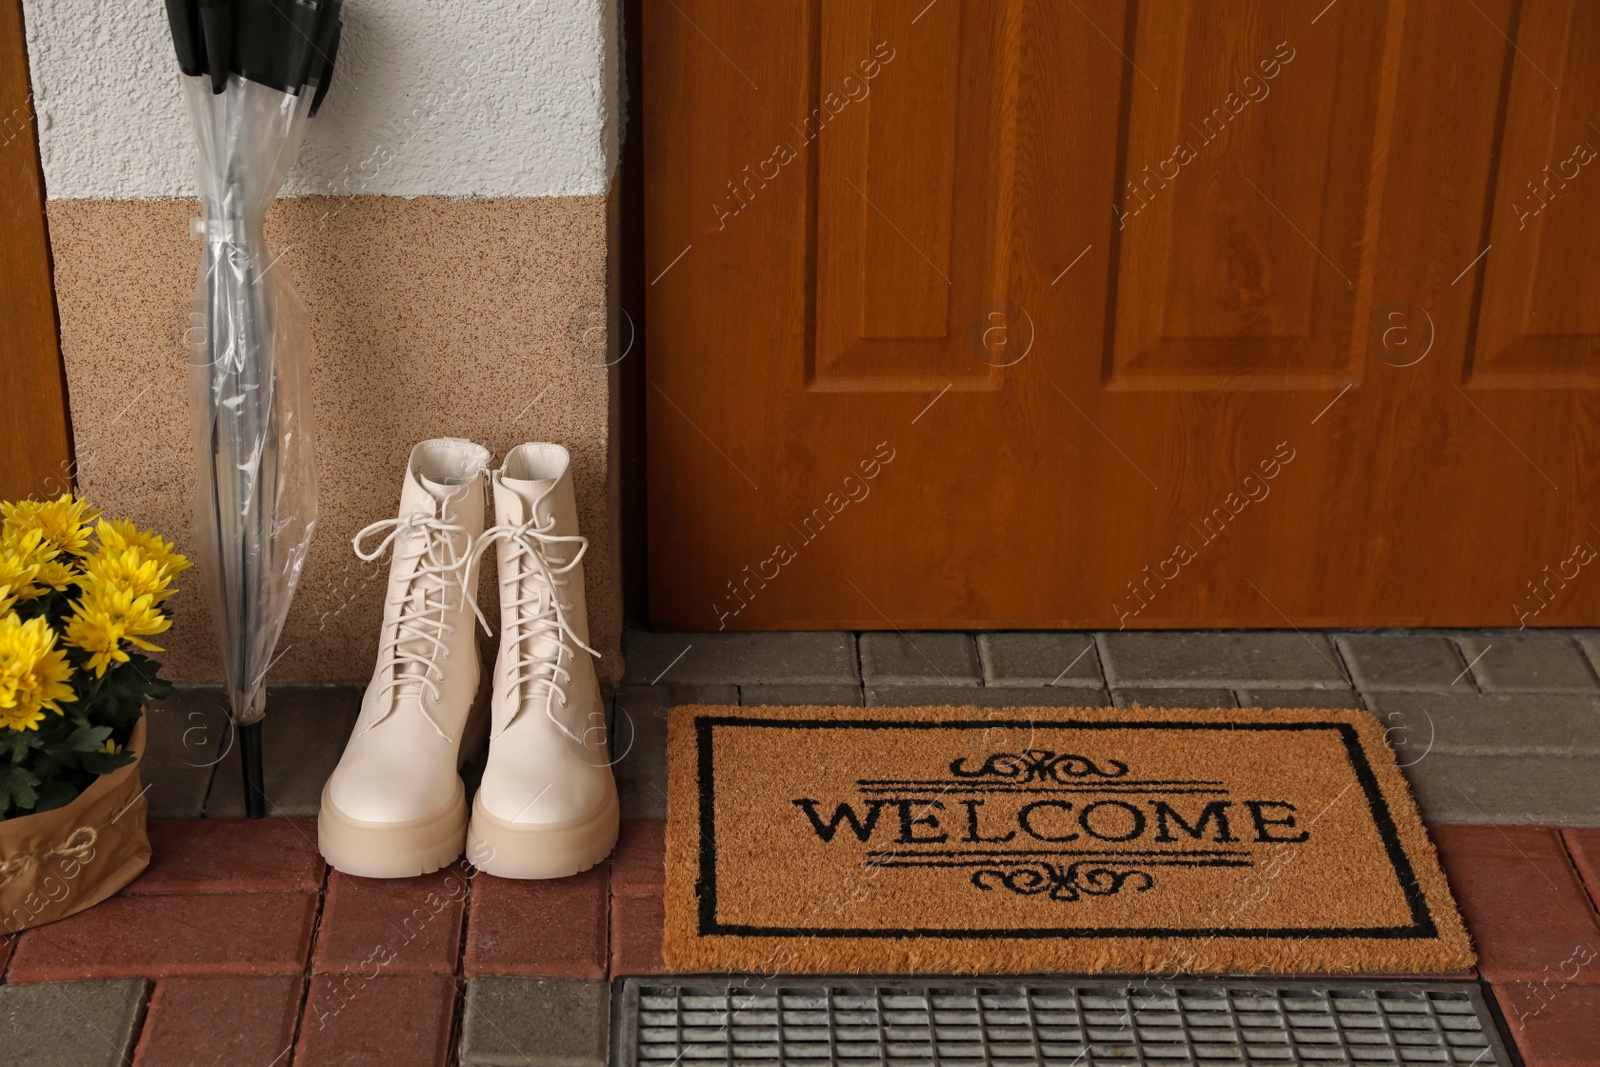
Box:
29 556 80 595
0 525 49 559
81 547 177 605
0 527 70 608
0 614 76 731
0 540 43 615
99 738 122 755
63 585 172 677
1 493 100 559
95 519 191 580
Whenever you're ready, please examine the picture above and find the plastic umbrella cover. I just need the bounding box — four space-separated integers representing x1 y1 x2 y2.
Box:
167 0 342 726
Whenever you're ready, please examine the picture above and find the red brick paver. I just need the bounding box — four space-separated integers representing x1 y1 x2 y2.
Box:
9 813 1600 1066
1431 826 1600 985
611 820 666 976
1493 983 1600 1066
612 893 666 976
1561 829 1600 917
131 817 325 894
133 975 303 1067
611 819 665 890
7 891 318 981
297 973 458 1066
464 866 608 977
314 865 469 976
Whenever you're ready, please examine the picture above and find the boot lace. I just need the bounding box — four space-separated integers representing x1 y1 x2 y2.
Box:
352 508 488 740
473 507 598 743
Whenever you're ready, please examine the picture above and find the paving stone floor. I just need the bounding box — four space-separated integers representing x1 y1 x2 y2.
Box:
2 628 1597 1065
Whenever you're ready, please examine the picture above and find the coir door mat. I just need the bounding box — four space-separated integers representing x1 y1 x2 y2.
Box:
663 704 1474 976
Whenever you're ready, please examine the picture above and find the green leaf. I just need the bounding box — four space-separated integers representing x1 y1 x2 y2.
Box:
66 725 114 753
1 766 41 811
77 753 132 777
32 778 83 813
3 730 32 761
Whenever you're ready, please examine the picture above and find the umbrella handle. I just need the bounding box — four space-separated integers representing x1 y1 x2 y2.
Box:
197 0 232 95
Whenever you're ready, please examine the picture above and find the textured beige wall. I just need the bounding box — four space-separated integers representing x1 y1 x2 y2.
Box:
47 195 622 686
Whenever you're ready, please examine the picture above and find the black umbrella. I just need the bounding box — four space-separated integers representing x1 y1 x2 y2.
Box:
164 0 343 816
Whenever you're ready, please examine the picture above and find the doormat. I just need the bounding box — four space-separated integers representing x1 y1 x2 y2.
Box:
663 704 1473 976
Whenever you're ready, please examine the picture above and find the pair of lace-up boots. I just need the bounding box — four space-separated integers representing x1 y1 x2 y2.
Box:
317 438 617 879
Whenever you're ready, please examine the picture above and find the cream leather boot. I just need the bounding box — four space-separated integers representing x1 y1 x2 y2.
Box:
318 438 492 878
466 443 618 878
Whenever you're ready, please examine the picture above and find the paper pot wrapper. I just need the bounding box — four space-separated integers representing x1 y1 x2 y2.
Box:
0 716 151 934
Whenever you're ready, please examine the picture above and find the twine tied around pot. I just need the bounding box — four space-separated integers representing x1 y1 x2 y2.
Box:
0 827 99 889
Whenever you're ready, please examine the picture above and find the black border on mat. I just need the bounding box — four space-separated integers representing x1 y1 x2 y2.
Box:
692 716 1440 941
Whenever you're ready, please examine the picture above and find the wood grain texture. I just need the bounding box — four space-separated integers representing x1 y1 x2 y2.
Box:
645 0 1600 630
1472 0 1600 382
0 0 72 502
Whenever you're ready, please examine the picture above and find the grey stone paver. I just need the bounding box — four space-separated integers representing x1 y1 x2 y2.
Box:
614 685 737 819
1403 754 1600 826
1366 692 1600 758
156 628 1600 829
740 685 863 707
978 633 1103 687
865 687 1110 709
141 688 226 818
1099 631 1350 688
204 686 360 817
1113 688 1236 710
621 630 858 685
614 684 738 718
1235 688 1365 710
859 632 980 686
459 976 608 1067
1580 635 1600 678
1336 635 1469 692
1458 634 1598 693
0 978 148 1067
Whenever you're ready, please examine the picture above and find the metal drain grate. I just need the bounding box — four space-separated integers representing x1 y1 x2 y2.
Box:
614 978 1513 1065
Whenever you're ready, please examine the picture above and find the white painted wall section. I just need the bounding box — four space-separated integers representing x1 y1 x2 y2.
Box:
22 0 619 200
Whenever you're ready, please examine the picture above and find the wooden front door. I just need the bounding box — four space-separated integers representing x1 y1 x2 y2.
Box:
1 0 72 502
644 0 1600 631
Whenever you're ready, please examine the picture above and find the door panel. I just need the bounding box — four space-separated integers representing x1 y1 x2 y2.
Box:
815 0 1015 385
1112 2 1395 383
0 0 73 502
645 0 1600 630
1473 0 1600 383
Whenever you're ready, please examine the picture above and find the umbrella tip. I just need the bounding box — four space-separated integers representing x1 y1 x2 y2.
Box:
238 719 267 818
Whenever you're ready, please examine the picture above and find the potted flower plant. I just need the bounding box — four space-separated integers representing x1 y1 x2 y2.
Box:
0 493 189 933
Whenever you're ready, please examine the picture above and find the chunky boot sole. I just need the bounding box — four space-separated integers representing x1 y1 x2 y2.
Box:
465 781 619 879
318 778 469 879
